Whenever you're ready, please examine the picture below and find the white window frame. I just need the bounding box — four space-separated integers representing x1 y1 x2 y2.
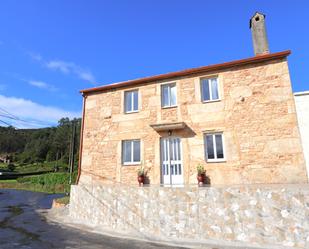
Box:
124 90 139 113
122 139 141 165
161 83 177 108
204 133 226 162
200 77 220 103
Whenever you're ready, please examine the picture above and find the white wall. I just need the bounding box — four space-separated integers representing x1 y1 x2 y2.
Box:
295 91 309 179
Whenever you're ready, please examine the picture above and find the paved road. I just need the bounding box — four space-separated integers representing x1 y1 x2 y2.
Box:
0 189 188 249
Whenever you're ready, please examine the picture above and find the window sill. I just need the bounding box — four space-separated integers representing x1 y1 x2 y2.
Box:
202 99 221 104
206 159 226 163
122 162 141 166
161 105 177 109
124 110 139 114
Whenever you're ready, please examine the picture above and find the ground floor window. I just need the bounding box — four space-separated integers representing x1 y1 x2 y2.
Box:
122 139 141 165
204 133 225 162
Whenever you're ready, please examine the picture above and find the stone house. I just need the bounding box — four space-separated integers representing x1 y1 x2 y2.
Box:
0 155 11 164
76 12 307 186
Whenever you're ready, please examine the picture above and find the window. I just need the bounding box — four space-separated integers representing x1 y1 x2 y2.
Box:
122 140 141 165
124 90 138 113
161 83 177 107
204 133 225 162
201 77 219 102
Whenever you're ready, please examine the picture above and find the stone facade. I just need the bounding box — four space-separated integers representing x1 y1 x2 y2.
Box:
70 183 309 248
79 55 307 186
295 91 309 179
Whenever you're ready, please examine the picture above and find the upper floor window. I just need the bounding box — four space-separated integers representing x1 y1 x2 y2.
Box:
124 90 138 113
201 77 219 102
204 133 225 162
161 83 177 107
122 139 141 165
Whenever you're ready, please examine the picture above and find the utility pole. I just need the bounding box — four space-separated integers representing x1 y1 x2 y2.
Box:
54 151 59 172
68 135 72 173
69 121 76 185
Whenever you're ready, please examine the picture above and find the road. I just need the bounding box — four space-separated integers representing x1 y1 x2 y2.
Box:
0 189 188 249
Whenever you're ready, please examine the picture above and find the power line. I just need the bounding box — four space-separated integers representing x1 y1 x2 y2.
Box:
0 114 47 127
0 107 19 119
0 107 55 127
0 114 32 128
0 114 19 120
0 119 13 127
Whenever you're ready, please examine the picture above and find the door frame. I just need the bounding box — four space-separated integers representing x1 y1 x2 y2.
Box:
160 136 183 186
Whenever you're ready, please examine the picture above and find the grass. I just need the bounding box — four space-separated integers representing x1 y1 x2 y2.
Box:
18 172 72 184
54 196 70 205
0 172 77 194
0 161 77 194
0 161 68 173
0 181 70 194
0 179 17 183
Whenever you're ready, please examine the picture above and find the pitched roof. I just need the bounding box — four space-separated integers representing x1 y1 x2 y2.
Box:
80 50 291 95
294 91 309 96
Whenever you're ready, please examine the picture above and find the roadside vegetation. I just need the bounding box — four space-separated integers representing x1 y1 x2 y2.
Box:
0 117 80 194
0 118 81 166
54 196 70 205
0 172 77 194
0 161 66 173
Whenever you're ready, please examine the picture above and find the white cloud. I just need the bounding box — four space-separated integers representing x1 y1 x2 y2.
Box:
46 60 71 74
28 80 48 88
28 80 58 92
46 60 96 82
0 94 80 128
28 52 42 62
78 71 96 82
28 51 96 83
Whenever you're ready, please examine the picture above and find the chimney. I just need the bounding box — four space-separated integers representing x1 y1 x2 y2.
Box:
250 12 269 55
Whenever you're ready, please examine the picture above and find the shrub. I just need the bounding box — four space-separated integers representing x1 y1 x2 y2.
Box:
7 163 16 172
18 172 69 184
16 172 78 193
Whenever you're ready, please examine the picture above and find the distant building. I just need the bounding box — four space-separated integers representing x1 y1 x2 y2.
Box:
0 155 11 164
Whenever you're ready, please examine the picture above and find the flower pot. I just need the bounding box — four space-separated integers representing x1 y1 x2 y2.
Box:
137 175 144 186
197 174 205 186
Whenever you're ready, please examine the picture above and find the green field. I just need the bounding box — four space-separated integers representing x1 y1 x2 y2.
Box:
0 161 68 173
0 172 77 194
0 160 77 194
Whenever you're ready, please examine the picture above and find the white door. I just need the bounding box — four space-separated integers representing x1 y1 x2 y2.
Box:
161 137 183 185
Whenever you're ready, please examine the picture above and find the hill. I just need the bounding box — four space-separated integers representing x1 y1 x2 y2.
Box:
0 118 81 166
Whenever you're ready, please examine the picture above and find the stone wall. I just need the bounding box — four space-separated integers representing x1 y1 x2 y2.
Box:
70 183 309 248
295 92 309 180
80 57 307 185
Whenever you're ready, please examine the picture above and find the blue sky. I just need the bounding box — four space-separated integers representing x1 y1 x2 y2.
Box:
0 0 308 128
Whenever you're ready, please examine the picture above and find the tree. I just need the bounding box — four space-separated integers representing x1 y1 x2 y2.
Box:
7 163 16 172
0 118 81 167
